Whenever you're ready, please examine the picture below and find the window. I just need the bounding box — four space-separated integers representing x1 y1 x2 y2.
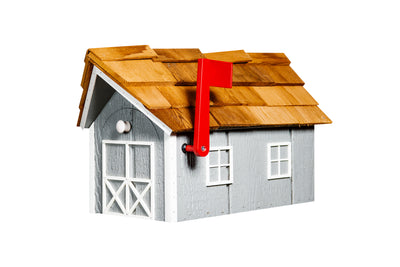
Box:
206 146 233 186
267 142 291 180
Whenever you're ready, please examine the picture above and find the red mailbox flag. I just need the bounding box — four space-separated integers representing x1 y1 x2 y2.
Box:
184 58 233 157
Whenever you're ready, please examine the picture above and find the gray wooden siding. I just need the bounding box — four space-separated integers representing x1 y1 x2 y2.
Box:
176 132 230 221
176 128 314 221
93 90 165 221
229 129 292 213
291 127 314 203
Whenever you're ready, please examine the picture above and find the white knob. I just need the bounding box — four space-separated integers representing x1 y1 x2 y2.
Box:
116 120 131 134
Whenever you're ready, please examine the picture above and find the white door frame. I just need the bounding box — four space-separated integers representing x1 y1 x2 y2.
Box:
102 140 155 219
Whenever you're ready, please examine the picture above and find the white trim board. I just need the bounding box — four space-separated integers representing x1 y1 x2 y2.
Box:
164 134 178 222
80 66 173 135
89 122 95 213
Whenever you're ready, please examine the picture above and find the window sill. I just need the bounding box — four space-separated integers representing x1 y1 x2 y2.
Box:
206 181 233 187
268 176 291 180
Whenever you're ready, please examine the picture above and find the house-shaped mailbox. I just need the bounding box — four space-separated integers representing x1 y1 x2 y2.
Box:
78 45 331 222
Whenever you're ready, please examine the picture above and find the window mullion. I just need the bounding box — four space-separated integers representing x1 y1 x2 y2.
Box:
277 145 281 176
218 149 221 182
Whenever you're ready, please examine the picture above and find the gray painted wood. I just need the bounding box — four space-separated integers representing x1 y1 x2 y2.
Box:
176 132 230 221
174 128 315 221
291 127 314 204
94 91 165 221
85 76 115 128
229 129 292 213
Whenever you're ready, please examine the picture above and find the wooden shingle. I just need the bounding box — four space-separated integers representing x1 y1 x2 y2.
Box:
212 87 265 106
283 86 318 105
78 45 331 129
153 49 204 62
232 64 275 86
102 60 177 86
157 86 197 108
164 63 198 85
124 86 171 109
247 106 298 125
252 86 298 106
150 108 219 132
248 53 291 65
287 106 331 125
89 45 157 61
210 106 262 127
267 65 305 85
252 86 318 106
204 50 252 63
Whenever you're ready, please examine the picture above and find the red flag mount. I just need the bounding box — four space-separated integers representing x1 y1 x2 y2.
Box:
182 58 233 157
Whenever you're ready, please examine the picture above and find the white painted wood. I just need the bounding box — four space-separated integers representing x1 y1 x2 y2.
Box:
80 67 99 129
164 134 177 222
89 123 96 213
102 140 155 219
81 66 173 135
101 141 106 214
150 142 155 219
206 146 233 186
267 142 292 180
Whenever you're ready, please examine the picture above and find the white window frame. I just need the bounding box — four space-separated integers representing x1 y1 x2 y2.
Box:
206 146 233 186
267 142 291 180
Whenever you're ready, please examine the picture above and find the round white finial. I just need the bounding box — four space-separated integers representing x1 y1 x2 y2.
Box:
116 120 131 134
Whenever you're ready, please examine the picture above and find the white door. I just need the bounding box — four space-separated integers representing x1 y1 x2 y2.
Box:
102 140 155 218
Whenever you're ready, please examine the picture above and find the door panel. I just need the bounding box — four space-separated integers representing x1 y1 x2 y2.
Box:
102 140 154 218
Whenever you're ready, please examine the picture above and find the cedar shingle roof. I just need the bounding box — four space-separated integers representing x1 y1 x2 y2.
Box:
78 45 331 132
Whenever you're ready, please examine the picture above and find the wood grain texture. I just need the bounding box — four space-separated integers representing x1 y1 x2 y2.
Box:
86 52 136 89
164 62 197 85
211 106 318 127
291 127 315 204
79 46 332 130
153 49 204 62
232 64 275 86
81 59 94 89
204 50 252 63
93 92 165 220
176 134 229 221
124 86 171 109
209 87 242 106
229 129 292 213
77 108 84 127
89 45 157 61
157 86 196 108
267 65 305 85
287 106 332 124
252 86 298 106
283 86 318 105
252 86 318 106
210 106 262 127
247 106 298 125
248 53 291 65
102 60 177 86
210 86 266 106
79 60 94 111
150 108 219 132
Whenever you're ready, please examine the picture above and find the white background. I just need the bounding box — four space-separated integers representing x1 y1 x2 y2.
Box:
1 1 399 266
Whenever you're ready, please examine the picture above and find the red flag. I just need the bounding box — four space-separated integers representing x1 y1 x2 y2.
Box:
184 58 233 157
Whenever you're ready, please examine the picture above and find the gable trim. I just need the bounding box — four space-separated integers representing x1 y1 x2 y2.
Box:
80 66 173 135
